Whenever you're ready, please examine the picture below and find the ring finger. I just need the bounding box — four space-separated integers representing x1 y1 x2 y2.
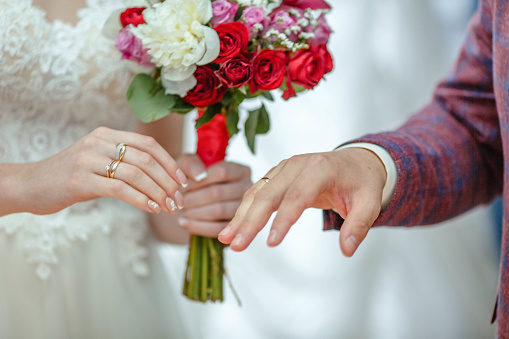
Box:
98 156 177 214
121 146 180 199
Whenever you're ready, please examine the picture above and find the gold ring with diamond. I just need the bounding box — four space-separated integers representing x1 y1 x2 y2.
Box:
260 177 270 183
106 160 121 179
115 143 127 162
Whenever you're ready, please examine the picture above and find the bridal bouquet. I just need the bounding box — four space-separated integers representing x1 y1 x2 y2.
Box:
104 0 333 303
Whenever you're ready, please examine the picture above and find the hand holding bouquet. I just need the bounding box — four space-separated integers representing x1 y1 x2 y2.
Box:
104 0 333 303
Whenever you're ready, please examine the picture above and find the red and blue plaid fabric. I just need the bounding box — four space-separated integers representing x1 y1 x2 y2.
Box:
324 0 509 335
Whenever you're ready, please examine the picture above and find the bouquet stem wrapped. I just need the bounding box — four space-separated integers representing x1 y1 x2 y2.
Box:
183 111 228 302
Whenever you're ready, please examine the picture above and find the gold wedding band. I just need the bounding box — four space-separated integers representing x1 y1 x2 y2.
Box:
115 143 127 162
106 160 121 179
261 177 270 183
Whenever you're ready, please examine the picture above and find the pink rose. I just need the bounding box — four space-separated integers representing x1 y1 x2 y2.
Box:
241 6 266 39
268 10 297 33
211 0 239 27
115 28 154 67
309 14 332 44
264 8 300 41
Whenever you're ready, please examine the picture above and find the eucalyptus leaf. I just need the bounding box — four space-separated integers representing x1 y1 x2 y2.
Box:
127 74 176 123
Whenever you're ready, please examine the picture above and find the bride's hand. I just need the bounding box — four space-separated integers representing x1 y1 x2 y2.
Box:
3 127 188 216
176 154 252 238
217 148 387 256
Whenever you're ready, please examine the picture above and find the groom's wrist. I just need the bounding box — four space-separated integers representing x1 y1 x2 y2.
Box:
337 143 397 209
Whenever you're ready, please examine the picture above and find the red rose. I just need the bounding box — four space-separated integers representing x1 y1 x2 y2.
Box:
251 49 287 92
315 44 334 74
281 0 331 10
288 45 332 89
120 7 146 27
184 66 227 108
214 22 250 64
217 55 253 88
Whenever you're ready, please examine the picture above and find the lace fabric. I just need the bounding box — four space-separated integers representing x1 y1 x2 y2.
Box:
0 0 153 279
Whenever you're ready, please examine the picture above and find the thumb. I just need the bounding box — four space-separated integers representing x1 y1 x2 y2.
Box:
177 154 208 183
338 194 381 257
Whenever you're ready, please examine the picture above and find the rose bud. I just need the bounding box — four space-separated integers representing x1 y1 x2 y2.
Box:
217 55 253 88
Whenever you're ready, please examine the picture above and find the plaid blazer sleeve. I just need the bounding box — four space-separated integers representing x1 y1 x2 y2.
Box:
325 0 504 230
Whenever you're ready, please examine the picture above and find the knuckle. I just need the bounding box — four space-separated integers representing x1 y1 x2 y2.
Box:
215 165 228 182
130 167 144 181
208 186 222 200
92 126 109 137
213 204 226 218
111 181 126 196
81 134 100 148
143 136 157 148
139 152 154 167
243 188 256 200
310 153 329 167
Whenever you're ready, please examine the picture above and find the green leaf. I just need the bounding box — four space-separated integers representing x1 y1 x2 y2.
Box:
256 104 270 134
261 91 274 102
126 74 176 123
226 107 240 136
244 104 271 154
233 90 246 105
234 6 245 22
195 104 222 129
172 97 195 114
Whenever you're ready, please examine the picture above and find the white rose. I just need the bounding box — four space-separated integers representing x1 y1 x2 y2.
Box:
131 0 220 96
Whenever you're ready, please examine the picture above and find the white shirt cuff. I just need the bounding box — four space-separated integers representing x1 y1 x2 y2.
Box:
337 143 397 208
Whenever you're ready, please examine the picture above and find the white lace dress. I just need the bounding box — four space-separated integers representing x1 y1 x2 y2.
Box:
0 1 190 338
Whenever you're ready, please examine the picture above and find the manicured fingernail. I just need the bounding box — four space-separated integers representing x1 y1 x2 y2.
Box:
148 200 161 213
219 226 230 237
166 197 177 213
174 190 184 209
345 235 359 255
190 162 207 182
194 171 208 182
231 234 243 247
268 229 278 245
178 217 188 227
176 169 188 188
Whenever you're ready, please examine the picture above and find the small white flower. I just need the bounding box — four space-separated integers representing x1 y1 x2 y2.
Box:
296 18 309 27
253 23 264 32
299 32 315 40
290 25 301 34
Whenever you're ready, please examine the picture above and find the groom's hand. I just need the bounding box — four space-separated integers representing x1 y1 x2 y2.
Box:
218 148 387 257
176 154 252 238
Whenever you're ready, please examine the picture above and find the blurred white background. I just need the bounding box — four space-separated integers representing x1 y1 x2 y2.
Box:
162 1 499 338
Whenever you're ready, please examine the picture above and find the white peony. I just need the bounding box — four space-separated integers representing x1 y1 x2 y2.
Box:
131 0 220 96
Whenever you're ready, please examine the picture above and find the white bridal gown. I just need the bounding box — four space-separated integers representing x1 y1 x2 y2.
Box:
0 1 191 338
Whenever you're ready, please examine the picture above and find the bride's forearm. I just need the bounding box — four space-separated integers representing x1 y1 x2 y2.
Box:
0 163 35 216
